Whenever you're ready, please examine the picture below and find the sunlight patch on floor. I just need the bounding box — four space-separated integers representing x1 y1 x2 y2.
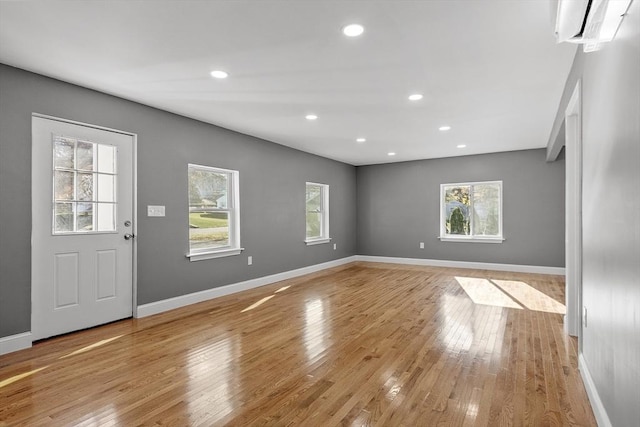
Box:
0 366 48 389
274 285 290 293
241 295 275 313
59 335 123 359
491 279 566 314
455 277 523 309
455 276 566 314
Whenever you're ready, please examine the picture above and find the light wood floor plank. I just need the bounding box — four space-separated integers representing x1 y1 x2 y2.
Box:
0 262 596 426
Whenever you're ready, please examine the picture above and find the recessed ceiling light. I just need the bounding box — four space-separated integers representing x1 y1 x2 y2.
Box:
439 126 451 131
210 70 228 79
457 144 467 149
408 94 423 101
388 152 396 156
305 114 318 121
356 138 366 143
343 24 365 37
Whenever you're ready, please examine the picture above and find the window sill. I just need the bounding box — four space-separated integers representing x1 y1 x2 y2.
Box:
438 236 505 243
187 247 244 262
304 238 332 246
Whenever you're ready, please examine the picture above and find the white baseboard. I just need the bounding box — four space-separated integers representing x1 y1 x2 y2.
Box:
355 255 565 275
137 254 564 319
0 332 32 356
136 256 357 318
579 354 612 427
0 254 563 354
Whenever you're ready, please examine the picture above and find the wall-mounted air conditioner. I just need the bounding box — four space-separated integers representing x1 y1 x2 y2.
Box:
552 0 633 52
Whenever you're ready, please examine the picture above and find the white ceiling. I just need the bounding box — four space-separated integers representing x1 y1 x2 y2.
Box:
0 1 576 166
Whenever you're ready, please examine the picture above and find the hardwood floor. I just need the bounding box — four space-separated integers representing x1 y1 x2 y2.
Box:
0 262 595 426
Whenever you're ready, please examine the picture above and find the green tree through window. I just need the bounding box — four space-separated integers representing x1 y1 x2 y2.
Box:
441 181 502 240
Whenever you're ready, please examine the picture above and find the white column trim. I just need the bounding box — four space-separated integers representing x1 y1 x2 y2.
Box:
579 354 612 427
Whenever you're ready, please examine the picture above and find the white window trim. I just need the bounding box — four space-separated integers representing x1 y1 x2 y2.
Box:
305 238 332 246
186 164 242 261
304 182 330 245
438 236 505 243
188 247 244 262
439 180 504 242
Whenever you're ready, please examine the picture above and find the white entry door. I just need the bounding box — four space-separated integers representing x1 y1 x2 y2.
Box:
32 116 135 341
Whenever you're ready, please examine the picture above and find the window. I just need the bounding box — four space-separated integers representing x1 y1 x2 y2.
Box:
53 135 117 234
440 180 503 242
187 164 242 261
305 182 330 245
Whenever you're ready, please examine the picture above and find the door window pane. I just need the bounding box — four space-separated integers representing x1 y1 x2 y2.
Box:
96 203 115 231
52 136 118 234
97 144 116 174
77 173 94 201
54 171 74 200
54 203 74 233
97 174 115 202
76 203 94 231
76 141 94 171
54 138 74 169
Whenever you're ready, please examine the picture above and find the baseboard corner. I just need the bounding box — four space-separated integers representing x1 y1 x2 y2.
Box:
0 331 32 356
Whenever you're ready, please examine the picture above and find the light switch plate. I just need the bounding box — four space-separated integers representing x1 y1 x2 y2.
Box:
147 205 165 217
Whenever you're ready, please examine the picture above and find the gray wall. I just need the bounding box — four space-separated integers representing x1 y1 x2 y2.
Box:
0 64 357 338
549 3 639 425
357 149 565 267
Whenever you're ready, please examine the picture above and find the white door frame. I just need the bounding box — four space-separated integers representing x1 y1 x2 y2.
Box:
564 81 582 338
31 113 139 329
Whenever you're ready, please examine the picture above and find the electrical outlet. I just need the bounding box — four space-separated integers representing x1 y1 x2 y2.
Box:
248 256 253 266
333 243 337 250
420 242 424 249
583 306 587 327
147 205 165 217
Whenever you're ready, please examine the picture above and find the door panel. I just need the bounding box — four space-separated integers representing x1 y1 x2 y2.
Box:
32 116 134 340
54 252 79 308
96 250 117 300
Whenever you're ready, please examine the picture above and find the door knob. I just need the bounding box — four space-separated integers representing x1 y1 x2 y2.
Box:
124 233 135 240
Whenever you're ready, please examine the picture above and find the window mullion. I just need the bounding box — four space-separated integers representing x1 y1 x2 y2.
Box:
73 141 79 233
226 208 233 246
320 187 325 237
